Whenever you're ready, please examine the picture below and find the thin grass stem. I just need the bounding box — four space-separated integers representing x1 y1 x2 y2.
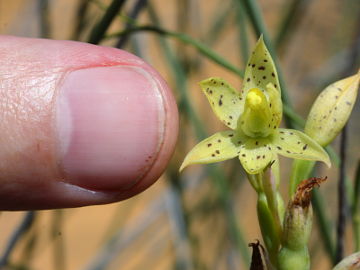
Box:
106 26 244 77
353 160 360 251
88 0 126 44
0 212 36 267
335 126 348 263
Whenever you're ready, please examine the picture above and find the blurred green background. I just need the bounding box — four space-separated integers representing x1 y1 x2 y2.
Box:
0 0 359 269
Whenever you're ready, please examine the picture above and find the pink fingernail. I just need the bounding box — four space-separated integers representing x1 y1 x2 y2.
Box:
56 66 165 190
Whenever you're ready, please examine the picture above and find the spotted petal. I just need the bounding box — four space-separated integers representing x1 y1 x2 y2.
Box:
239 136 274 174
200 77 243 129
271 129 330 167
243 36 281 94
305 72 360 146
267 83 282 128
179 131 241 171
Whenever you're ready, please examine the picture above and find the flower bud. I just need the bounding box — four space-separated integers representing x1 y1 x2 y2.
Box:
333 251 360 270
305 72 359 146
278 177 326 270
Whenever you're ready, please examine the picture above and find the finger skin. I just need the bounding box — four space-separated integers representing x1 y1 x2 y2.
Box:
0 36 178 210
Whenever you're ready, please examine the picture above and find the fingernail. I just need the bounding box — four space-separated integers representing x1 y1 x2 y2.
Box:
56 66 165 190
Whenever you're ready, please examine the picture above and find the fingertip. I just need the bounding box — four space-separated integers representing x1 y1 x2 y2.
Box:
56 64 178 194
0 37 178 209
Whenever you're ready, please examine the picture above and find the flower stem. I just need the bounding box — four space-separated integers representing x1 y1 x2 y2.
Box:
352 160 360 251
248 171 283 268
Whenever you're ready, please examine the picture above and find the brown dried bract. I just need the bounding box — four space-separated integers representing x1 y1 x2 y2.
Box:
249 240 266 270
293 177 327 208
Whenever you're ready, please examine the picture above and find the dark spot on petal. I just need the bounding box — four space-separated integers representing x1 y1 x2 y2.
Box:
242 154 246 157
280 137 284 140
237 141 242 144
346 101 352 106
264 59 268 62
221 82 224 86
207 143 212 147
262 155 265 159
268 146 272 150
256 155 261 159
277 146 282 150
255 141 259 145
303 144 308 151
252 64 256 68
286 150 291 154
228 134 234 137
258 66 265 70
271 72 275 77
263 76 266 80
297 141 301 144
217 139 221 143
211 154 215 157
335 96 338 99
229 116 233 119
247 78 250 82
274 84 277 88
209 90 213 94
280 131 284 134
216 150 220 154
219 99 223 106
227 122 231 125
290 132 294 135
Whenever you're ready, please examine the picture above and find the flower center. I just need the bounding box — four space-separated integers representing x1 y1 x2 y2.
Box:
239 88 273 138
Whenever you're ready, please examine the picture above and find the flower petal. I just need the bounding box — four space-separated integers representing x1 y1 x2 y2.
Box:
266 83 282 128
305 72 360 146
200 77 243 129
272 129 330 167
179 131 241 171
238 137 274 174
243 36 281 94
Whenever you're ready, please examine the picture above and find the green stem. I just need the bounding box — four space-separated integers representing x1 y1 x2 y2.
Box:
52 210 65 270
234 0 249 66
263 170 283 238
248 171 282 268
246 173 262 192
88 0 126 44
257 192 280 268
352 160 360 251
106 26 244 77
274 0 311 53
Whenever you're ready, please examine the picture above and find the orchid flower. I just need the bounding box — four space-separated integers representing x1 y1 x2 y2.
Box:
180 36 330 174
